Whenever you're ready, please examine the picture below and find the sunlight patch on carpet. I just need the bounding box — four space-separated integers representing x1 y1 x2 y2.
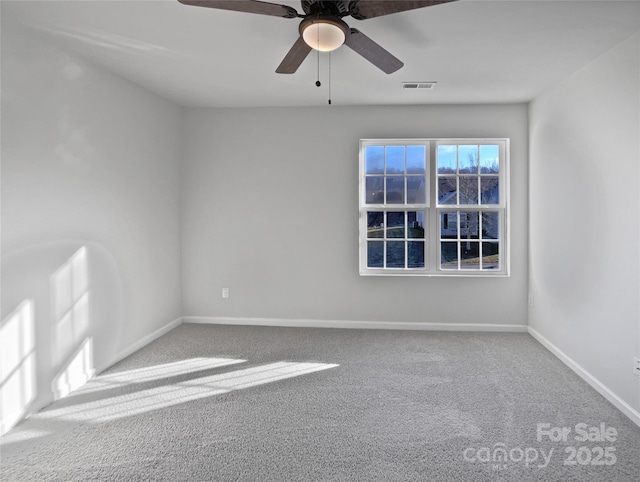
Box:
36 361 339 424
71 357 247 396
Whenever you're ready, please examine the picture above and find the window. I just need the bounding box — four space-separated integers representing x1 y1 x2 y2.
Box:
359 139 509 276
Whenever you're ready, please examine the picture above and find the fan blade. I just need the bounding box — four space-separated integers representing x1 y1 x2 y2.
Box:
276 37 312 73
344 28 403 74
349 0 456 20
177 0 299 18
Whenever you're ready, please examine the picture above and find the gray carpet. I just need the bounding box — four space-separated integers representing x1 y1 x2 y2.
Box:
1 324 639 481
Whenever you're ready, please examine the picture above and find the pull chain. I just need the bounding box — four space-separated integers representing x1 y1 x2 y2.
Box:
315 31 321 87
328 51 332 105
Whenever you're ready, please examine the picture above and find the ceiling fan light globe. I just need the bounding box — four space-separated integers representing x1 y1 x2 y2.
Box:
302 22 344 51
300 16 350 52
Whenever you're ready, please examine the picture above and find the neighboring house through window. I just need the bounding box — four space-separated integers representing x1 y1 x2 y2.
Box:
359 139 509 276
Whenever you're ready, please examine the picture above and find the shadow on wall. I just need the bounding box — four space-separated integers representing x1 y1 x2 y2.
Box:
0 300 36 434
0 242 124 435
50 247 94 399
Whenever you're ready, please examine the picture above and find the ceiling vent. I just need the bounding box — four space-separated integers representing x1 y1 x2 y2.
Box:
402 81 437 90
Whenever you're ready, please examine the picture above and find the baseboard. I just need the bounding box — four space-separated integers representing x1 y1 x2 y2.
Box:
528 326 640 428
183 316 528 333
97 317 183 374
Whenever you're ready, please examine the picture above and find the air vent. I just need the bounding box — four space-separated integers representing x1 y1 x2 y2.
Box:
402 81 437 90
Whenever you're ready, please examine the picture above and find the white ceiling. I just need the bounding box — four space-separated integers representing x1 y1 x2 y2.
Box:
3 0 639 107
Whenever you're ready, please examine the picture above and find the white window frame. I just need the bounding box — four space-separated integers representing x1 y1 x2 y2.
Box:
359 138 510 277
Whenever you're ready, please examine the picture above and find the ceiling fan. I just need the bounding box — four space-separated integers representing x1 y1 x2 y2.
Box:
177 0 456 74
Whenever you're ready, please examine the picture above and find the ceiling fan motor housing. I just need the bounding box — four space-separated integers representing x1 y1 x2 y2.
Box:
301 0 350 16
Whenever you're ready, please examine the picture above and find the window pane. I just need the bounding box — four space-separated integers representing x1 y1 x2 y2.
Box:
458 145 478 173
386 241 405 268
407 177 426 204
440 212 457 239
386 177 405 204
437 145 457 173
481 177 499 204
460 242 480 269
367 241 384 268
408 241 425 268
482 212 499 240
365 177 384 204
459 177 478 204
440 242 458 269
482 242 500 270
361 139 507 276
438 177 457 204
407 145 426 174
408 211 425 238
367 211 384 238
480 145 499 174
387 212 405 238
365 146 384 174
386 146 405 174
459 212 479 240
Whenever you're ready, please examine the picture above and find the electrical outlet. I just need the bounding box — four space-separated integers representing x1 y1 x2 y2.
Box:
222 287 230 299
528 294 534 307
634 357 640 378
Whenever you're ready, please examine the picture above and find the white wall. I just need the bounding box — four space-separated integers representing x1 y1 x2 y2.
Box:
181 104 528 326
1 24 183 433
529 33 640 416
